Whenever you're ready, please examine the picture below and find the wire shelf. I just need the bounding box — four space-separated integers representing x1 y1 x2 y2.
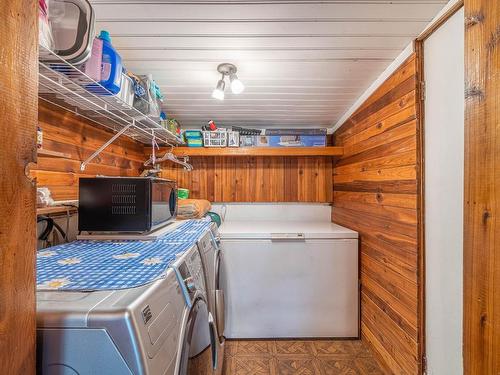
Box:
38 45 183 147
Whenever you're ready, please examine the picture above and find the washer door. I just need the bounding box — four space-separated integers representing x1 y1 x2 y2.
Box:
214 251 225 342
179 298 217 375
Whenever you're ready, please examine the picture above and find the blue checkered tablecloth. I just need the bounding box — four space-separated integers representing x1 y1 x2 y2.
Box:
158 218 213 243
36 219 213 292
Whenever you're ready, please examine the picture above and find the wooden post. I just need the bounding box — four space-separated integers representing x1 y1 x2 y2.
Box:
464 0 500 373
0 1 38 374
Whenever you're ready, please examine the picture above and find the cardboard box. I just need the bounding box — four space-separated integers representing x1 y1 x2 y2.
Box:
239 135 326 147
260 135 327 147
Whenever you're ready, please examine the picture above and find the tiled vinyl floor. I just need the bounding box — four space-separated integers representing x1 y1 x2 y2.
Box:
222 340 388 375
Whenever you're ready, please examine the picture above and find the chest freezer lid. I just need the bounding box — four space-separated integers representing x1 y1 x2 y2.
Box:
219 221 358 240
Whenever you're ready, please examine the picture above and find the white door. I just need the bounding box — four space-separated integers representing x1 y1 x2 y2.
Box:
424 7 464 375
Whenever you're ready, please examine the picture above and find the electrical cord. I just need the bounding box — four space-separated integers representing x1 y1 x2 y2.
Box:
37 216 54 241
37 215 68 243
60 204 77 243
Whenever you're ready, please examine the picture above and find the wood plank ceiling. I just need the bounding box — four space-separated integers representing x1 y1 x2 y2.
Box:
90 0 448 128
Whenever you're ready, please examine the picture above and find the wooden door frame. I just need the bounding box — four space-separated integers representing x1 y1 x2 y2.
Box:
416 1 500 373
0 1 38 374
414 38 426 374
463 0 500 373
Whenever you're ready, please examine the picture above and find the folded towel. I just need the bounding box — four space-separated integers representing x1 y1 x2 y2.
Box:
177 199 211 220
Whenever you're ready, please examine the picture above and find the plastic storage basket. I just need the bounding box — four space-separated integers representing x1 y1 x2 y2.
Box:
132 74 162 118
227 131 240 147
184 130 203 147
203 131 227 147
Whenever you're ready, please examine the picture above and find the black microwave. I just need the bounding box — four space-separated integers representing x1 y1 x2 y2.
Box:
78 177 177 233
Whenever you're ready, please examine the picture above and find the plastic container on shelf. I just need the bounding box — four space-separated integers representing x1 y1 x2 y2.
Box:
117 72 135 106
43 0 95 64
184 130 202 139
159 112 168 128
97 30 122 95
167 119 180 134
183 130 203 147
203 130 227 147
132 74 162 117
187 139 203 147
177 188 190 200
39 0 54 50
81 37 102 81
227 131 240 147
239 135 258 147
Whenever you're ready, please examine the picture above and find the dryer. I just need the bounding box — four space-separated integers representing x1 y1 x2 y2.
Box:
37 268 186 375
37 243 218 375
171 243 219 375
195 223 225 375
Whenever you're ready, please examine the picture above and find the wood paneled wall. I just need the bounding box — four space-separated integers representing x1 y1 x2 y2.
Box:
0 1 38 373
160 156 333 202
464 0 500 373
332 54 421 374
36 102 335 204
34 102 145 200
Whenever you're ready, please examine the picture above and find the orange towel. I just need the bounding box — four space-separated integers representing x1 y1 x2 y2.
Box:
177 199 211 219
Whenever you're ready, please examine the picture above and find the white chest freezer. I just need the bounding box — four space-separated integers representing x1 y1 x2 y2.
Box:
219 220 359 338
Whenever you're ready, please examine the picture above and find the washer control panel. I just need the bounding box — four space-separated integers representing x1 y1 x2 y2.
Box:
184 246 206 296
210 222 221 246
198 231 214 254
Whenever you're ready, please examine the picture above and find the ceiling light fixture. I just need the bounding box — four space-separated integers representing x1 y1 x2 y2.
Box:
212 63 244 100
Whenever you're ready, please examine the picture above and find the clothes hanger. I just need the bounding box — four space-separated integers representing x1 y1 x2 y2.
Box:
144 132 193 171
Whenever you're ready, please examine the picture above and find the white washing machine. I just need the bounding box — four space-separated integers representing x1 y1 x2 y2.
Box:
195 223 225 375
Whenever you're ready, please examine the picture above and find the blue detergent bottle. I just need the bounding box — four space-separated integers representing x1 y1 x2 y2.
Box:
98 30 122 95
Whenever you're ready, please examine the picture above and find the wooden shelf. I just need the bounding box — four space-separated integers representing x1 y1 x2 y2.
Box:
171 147 344 157
37 205 77 216
37 148 71 158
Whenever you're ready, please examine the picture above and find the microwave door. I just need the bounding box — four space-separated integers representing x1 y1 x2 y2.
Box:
151 181 176 229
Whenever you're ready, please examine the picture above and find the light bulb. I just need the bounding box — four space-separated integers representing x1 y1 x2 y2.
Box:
212 78 225 100
212 88 224 100
230 73 244 94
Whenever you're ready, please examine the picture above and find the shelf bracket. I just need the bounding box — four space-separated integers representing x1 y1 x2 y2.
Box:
80 121 134 171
